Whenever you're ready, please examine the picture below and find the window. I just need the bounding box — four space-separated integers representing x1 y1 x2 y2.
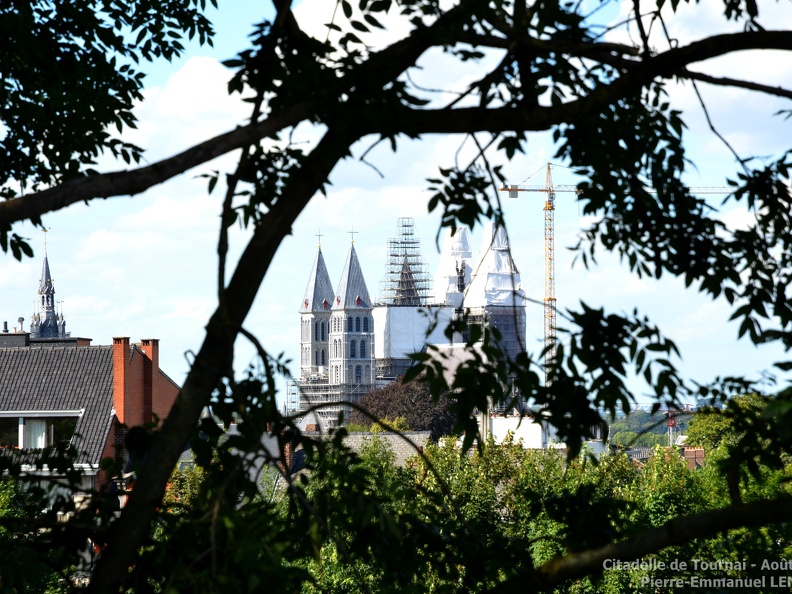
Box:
350 340 357 358
360 340 366 358
314 321 318 340
356 317 361 332
320 321 325 341
0 416 78 449
355 366 362 383
315 350 319 366
347 317 353 332
363 317 369 332
334 340 338 358
0 417 18 447
24 419 47 449
321 349 326 366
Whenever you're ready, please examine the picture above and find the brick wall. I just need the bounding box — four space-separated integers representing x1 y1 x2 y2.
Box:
103 338 178 490
113 337 177 428
140 338 178 423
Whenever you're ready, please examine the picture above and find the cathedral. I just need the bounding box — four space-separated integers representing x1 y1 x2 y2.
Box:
287 218 527 428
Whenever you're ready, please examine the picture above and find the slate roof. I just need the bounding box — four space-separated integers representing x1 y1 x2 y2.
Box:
39 255 54 294
300 247 335 313
0 346 115 467
332 243 371 310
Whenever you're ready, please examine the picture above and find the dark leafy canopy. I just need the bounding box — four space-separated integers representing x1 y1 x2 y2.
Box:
1 0 792 591
0 0 215 195
348 378 457 439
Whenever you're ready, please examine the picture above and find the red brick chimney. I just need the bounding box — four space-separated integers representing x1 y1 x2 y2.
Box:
112 337 130 424
139 339 159 423
140 339 159 370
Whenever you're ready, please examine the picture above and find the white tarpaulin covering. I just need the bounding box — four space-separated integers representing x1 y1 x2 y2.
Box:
373 306 454 359
432 228 473 308
464 222 525 307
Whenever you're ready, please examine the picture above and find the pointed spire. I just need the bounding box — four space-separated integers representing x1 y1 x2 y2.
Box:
333 243 371 309
31 233 66 338
465 222 525 307
300 247 335 313
39 254 54 295
394 256 421 306
433 227 473 307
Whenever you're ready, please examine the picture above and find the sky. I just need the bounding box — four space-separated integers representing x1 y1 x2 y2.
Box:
2 0 791 406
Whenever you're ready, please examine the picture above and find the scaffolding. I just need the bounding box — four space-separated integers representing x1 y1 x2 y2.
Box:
285 377 374 428
378 218 432 306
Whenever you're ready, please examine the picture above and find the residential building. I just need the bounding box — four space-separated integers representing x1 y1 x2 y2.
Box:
0 251 179 490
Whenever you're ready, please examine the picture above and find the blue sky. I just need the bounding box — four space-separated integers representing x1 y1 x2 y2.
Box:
2 0 791 406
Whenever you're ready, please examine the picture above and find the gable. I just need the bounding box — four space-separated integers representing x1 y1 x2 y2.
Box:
0 346 115 466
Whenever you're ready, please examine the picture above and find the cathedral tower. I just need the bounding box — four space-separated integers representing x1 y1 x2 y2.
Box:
299 244 334 379
329 242 374 391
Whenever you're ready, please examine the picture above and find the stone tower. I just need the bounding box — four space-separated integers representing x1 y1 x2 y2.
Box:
299 245 334 379
329 242 374 391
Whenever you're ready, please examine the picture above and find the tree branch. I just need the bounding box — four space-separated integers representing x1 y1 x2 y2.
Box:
2 29 790 228
489 498 792 593
86 122 363 593
680 68 792 100
0 0 476 228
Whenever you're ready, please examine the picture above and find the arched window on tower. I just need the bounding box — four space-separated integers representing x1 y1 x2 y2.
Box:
321 321 325 341
314 321 318 340
321 349 325 366
356 317 361 332
350 340 357 358
347 317 353 332
315 350 318 366
355 366 362 384
334 340 338 358
363 317 369 332
360 340 366 358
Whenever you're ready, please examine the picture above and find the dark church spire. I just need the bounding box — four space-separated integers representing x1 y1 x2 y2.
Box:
30 232 67 339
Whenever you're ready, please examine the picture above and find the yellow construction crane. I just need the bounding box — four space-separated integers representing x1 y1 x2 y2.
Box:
500 163 579 386
500 163 730 387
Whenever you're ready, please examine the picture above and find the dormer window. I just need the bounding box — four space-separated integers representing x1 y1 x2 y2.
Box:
322 298 329 309
355 295 361 306
0 414 79 450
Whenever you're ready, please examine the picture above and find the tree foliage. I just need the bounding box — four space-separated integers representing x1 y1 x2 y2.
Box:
1 0 792 592
348 378 456 439
608 409 687 448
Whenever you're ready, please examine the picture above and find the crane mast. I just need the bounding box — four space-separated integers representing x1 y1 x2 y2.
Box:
502 165 729 389
543 164 557 385
502 163 573 387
